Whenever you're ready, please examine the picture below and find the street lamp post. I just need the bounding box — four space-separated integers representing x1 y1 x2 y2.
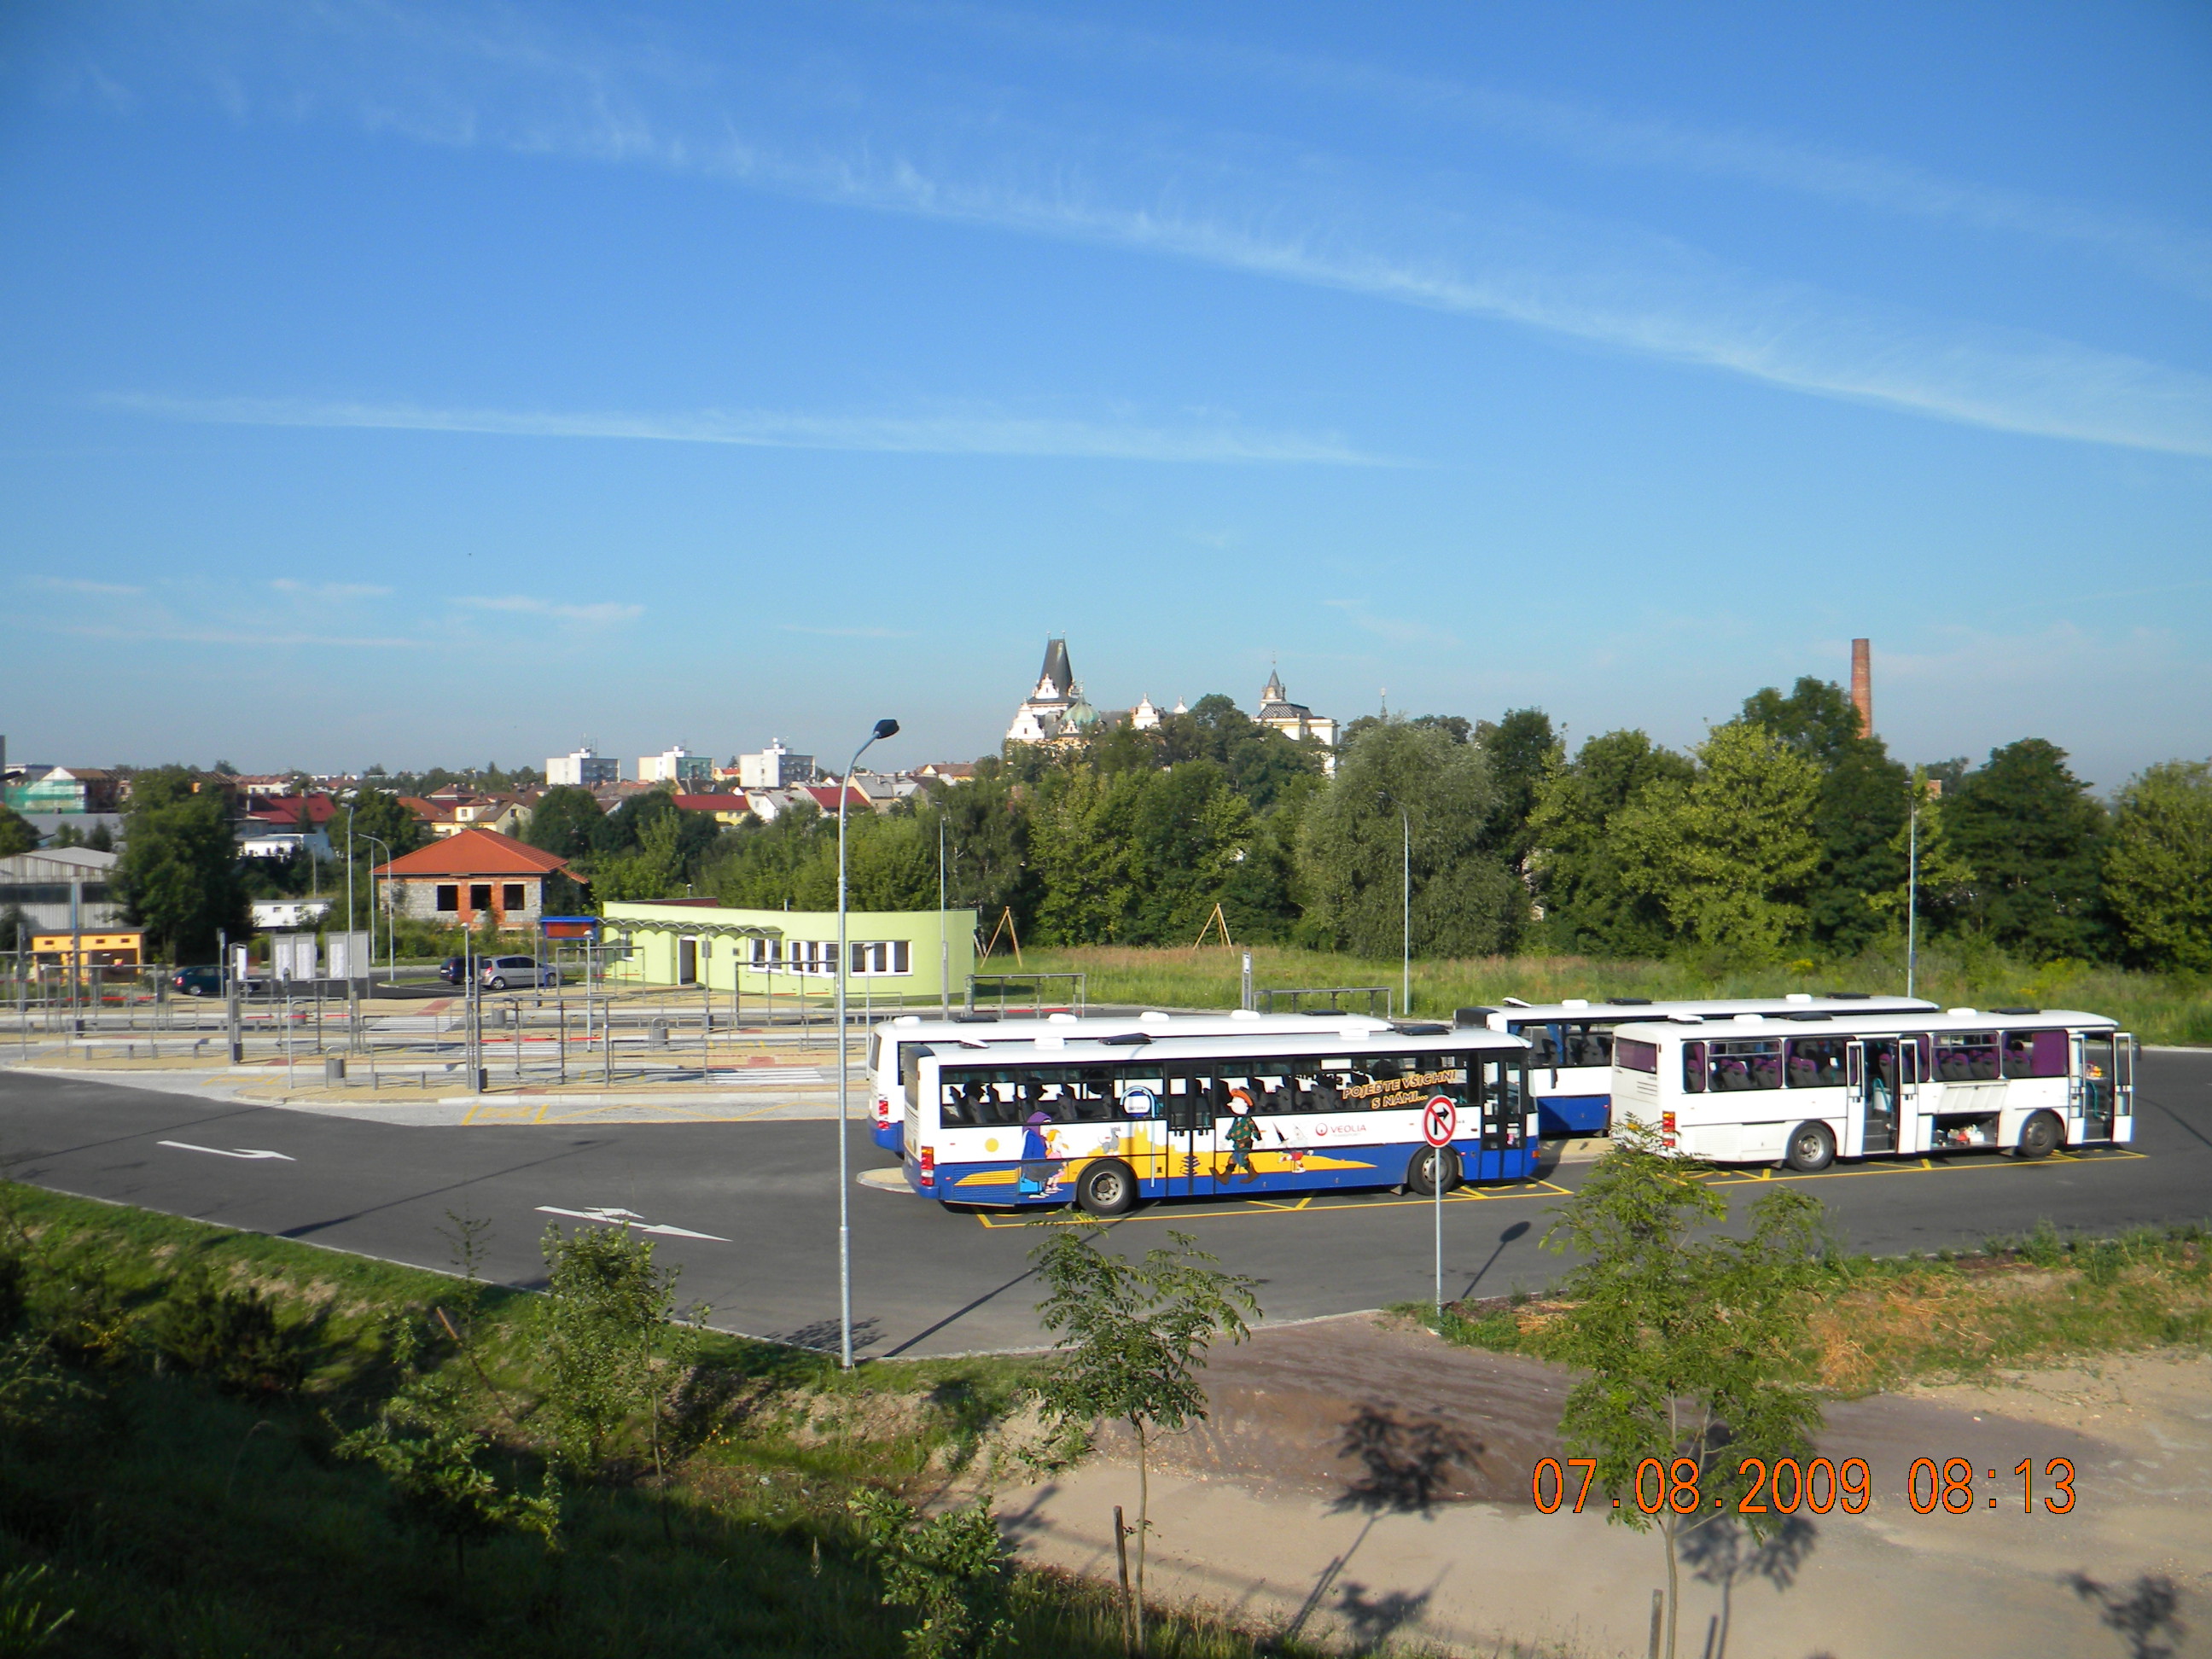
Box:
837 718 900 1371
359 834 394 986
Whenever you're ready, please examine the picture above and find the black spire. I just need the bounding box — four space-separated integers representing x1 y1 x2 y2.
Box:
1039 637 1073 696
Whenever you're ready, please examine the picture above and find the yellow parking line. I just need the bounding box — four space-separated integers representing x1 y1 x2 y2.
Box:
959 1144 2146 1226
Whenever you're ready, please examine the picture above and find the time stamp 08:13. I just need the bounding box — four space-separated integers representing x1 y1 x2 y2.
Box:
1530 1456 2078 1517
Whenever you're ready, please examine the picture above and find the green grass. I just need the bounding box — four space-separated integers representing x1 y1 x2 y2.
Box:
1412 1220 2212 1396
1009 941 2212 1046
0 1185 1329 1659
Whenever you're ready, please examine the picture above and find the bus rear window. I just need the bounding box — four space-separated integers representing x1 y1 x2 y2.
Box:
1616 1039 1659 1074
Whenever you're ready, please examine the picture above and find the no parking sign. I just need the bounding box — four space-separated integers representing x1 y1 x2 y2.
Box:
1423 1096 1457 1147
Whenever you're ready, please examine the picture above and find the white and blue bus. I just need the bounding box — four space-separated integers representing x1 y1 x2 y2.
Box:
1460 993 1940 1138
865 1009 1398 1152
899 1018 1540 1215
1609 1006 2134 1170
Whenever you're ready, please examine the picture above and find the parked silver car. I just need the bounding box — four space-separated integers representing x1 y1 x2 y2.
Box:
481 955 558 990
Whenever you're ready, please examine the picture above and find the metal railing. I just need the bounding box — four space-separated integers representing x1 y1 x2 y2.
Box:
1255 985 1394 1018
964 971 1087 1018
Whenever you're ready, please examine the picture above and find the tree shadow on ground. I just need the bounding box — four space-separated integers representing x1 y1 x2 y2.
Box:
2069 1572 2186 1659
1330 1404 1482 1518
1679 1511 1817 1659
1330 1578 1434 1655
1283 1406 1479 1648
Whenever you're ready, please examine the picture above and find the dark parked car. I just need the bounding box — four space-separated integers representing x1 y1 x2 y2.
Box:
172 965 224 998
437 956 468 986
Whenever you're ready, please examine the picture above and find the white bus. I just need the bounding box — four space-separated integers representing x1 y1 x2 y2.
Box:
1460 994 1940 1138
865 1009 1397 1151
1608 1007 2135 1170
898 1019 1540 1214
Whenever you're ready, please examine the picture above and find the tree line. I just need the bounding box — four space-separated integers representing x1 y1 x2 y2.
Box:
519 678 2208 975
61 678 2210 974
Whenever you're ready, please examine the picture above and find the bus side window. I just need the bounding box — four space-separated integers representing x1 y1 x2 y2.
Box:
1786 1037 1846 1088
1683 1040 1706 1092
1564 1024 1613 1068
1522 1024 1561 1066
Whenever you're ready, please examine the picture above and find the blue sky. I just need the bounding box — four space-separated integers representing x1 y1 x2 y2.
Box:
3 1 2209 787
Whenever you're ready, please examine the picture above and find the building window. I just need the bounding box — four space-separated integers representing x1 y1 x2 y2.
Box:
849 940 913 976
502 883 527 911
435 885 459 912
469 884 492 912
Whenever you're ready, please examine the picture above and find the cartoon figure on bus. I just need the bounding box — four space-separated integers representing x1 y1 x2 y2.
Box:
1017 1111 1061 1197
1225 1089 1259 1182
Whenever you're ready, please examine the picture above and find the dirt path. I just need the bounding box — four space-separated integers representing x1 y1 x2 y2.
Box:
999 1313 2210 1657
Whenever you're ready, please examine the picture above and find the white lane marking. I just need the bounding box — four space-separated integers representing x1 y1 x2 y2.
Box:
157 1141 297 1161
534 1204 730 1242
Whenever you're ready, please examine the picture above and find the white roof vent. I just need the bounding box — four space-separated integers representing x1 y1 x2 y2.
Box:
1230 1008 1261 1021
1561 998 1590 1010
1947 1007 1977 1017
1784 993 1813 1004
1138 1010 1173 1028
1033 1033 1066 1050
1503 996 1531 1008
893 1015 921 1027
1048 1012 1078 1026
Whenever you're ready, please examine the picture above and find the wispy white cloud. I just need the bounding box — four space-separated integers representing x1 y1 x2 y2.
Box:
52 622 427 648
102 393 1400 467
452 594 643 625
779 623 920 639
75 3 2212 459
24 574 144 596
1324 598 1458 648
923 6 2212 303
271 577 391 598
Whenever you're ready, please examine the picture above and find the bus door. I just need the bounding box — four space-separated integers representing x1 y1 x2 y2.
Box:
1848 1039 1905 1155
2115 1035 2135 1141
2075 1033 2119 1141
1160 1068 1220 1200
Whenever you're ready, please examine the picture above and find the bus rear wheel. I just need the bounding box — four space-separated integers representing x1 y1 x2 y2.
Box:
1783 1122 1836 1173
1075 1160 1138 1218
2017 1111 2064 1160
1407 1146 1462 1196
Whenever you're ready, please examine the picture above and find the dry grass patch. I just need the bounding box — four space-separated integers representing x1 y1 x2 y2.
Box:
1431 1225 2212 1396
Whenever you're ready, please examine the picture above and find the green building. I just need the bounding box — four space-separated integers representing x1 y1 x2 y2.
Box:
601 899 977 1005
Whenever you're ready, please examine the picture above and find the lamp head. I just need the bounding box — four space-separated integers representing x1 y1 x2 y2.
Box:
872 718 901 741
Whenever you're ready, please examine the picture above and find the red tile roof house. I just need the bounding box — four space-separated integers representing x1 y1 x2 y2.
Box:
372 827 581 933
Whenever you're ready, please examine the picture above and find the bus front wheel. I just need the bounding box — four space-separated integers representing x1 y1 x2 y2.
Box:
1783 1122 1836 1173
2016 1111 2064 1160
1407 1146 1463 1196
1075 1160 1138 1218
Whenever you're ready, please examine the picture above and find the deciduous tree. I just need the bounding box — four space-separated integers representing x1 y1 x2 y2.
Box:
1297 719 1522 961
2102 760 2212 973
1526 731 1694 956
1542 1126 1829 1659
1947 739 2110 958
1612 722 1822 960
1029 1227 1257 1654
112 767 248 963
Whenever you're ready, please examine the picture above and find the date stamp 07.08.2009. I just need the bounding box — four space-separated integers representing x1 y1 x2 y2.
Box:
1530 1456 2077 1518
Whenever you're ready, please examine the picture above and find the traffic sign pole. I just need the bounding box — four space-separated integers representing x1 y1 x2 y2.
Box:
1423 1097 1457 1316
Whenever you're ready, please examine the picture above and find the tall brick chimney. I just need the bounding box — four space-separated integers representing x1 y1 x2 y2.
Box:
1850 638 1872 737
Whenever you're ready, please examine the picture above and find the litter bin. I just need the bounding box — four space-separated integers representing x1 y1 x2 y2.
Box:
649 1019 669 1048
324 1055 346 1085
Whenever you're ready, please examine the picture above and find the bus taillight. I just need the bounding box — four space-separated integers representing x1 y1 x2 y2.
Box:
917 1147 935 1186
1661 1110 1678 1148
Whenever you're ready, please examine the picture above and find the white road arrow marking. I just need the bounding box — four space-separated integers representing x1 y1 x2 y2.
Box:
157 1141 296 1161
535 1205 728 1242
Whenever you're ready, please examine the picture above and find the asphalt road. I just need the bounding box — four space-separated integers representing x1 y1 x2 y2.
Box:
1 1050 2206 1359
